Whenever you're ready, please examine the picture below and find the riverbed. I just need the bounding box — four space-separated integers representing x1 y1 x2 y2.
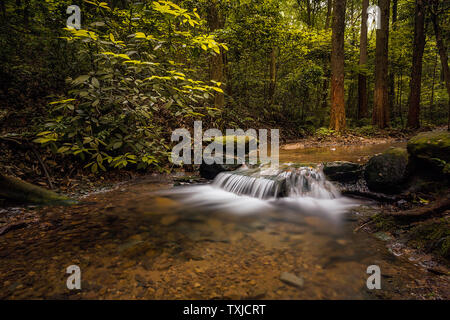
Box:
0 141 448 300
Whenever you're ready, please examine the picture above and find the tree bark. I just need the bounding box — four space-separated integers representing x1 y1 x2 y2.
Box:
406 0 426 129
430 0 450 130
325 0 332 30
429 52 438 121
268 47 277 106
329 0 346 132
358 0 369 119
372 0 390 129
319 0 333 126
388 0 398 120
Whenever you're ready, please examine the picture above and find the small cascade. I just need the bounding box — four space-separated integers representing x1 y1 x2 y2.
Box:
213 166 339 200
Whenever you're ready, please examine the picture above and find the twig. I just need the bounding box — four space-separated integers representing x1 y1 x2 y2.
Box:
353 219 375 233
0 221 27 236
31 147 54 190
1 135 55 190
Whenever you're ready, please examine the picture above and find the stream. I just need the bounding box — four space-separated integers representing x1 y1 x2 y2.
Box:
0 141 448 300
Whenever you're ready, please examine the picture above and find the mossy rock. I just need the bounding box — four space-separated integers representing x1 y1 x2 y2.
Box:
364 148 408 194
323 161 363 182
407 131 450 177
205 135 258 146
407 131 450 162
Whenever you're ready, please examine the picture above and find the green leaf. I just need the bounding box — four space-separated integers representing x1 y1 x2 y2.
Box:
73 75 90 84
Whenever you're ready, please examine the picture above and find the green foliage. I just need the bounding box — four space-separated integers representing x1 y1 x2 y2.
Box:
315 127 335 138
1 0 450 176
408 219 450 259
30 0 227 172
352 125 377 137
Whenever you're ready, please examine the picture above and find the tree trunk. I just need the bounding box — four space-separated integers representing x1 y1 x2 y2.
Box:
388 0 398 121
0 174 75 205
430 0 450 130
319 0 333 126
429 52 438 121
372 0 390 129
358 0 369 119
325 0 332 30
406 0 426 129
268 47 277 106
329 0 346 132
306 0 312 27
207 1 225 109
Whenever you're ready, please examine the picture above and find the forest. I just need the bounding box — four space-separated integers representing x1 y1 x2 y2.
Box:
0 0 449 301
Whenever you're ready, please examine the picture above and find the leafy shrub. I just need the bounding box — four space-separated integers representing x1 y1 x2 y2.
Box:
315 127 335 138
33 1 226 173
352 125 377 136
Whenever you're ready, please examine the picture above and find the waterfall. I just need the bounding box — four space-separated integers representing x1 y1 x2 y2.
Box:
213 167 339 200
162 165 360 216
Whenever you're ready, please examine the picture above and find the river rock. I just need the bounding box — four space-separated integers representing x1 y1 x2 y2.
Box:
199 163 242 180
323 161 363 182
407 131 450 177
364 148 408 194
280 272 304 288
199 135 257 180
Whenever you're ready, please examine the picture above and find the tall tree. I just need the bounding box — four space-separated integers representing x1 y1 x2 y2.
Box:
388 0 398 119
430 0 450 130
406 0 426 129
358 0 369 119
319 0 333 126
329 0 346 132
207 0 225 109
268 47 277 106
372 0 391 128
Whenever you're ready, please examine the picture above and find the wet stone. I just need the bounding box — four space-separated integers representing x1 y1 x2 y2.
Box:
280 272 304 288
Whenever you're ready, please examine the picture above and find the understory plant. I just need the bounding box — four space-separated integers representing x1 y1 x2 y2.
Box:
34 0 226 173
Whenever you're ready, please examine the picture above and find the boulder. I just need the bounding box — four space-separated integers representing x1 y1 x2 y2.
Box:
199 135 257 180
407 131 450 176
323 161 363 182
199 163 242 180
364 148 408 194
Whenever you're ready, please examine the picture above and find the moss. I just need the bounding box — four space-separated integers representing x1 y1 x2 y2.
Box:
444 163 450 175
0 174 76 205
384 147 408 160
408 219 450 259
205 135 258 145
407 131 450 162
371 213 396 231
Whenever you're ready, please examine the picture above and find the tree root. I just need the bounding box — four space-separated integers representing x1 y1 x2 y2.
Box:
386 197 450 220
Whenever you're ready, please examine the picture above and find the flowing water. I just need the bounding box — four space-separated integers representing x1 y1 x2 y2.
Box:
0 141 448 299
